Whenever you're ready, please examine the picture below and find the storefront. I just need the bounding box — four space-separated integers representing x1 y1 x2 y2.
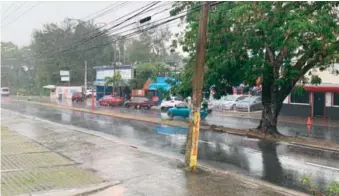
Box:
93 65 135 100
280 84 339 119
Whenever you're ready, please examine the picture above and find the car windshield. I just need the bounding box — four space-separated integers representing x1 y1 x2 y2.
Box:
224 95 238 101
241 96 258 102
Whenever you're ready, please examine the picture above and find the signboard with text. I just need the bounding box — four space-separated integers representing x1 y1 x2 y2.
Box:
96 69 133 81
60 70 70 76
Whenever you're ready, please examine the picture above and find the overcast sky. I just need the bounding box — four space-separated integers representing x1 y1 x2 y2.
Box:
1 1 184 50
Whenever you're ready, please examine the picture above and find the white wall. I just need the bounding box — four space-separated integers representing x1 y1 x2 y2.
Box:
55 86 83 99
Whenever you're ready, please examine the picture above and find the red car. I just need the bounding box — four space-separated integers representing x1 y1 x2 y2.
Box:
72 92 85 102
99 96 124 106
124 97 155 109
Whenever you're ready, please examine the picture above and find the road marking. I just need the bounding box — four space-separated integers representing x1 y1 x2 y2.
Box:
305 162 339 171
244 138 260 142
287 142 339 153
157 132 214 144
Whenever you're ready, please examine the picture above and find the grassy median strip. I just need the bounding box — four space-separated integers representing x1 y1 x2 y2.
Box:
17 100 339 152
1 126 104 196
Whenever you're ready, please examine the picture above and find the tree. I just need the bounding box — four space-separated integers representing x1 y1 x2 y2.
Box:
104 71 122 93
31 20 115 88
172 2 339 135
129 63 171 89
125 25 172 64
1 42 37 94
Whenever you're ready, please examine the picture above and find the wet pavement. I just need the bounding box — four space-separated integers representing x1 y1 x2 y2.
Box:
1 100 339 194
13 97 339 143
1 109 299 196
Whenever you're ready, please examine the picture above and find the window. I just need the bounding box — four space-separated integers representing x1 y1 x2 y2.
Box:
176 103 188 108
333 93 339 106
290 90 309 104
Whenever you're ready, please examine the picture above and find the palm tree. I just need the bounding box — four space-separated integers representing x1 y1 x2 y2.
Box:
104 72 122 96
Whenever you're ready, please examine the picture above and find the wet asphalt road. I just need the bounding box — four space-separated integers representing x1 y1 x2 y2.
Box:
21 97 339 143
1 100 339 193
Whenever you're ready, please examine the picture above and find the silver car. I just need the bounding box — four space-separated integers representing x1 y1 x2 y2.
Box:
235 96 262 112
220 95 248 110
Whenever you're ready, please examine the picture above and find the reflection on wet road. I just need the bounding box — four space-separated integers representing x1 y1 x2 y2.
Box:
17 97 339 143
1 101 339 193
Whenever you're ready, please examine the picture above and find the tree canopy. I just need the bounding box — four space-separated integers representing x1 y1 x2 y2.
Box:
171 2 339 135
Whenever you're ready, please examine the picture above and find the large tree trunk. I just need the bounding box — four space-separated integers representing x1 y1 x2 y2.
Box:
257 102 282 136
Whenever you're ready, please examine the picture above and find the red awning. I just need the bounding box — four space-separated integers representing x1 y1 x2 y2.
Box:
304 86 339 93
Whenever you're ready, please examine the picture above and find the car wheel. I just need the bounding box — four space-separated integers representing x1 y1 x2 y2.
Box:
146 106 151 110
160 107 166 112
167 112 173 120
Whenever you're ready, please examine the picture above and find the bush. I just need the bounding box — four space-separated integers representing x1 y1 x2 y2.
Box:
302 175 339 196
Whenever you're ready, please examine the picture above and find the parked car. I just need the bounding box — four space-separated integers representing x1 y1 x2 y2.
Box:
86 89 96 98
167 102 208 120
235 96 262 112
160 96 184 111
99 96 124 106
71 92 85 102
219 95 248 110
124 97 155 109
0 87 10 96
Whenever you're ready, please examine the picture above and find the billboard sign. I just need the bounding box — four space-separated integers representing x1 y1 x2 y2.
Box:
96 69 132 81
61 76 70 81
60 70 70 76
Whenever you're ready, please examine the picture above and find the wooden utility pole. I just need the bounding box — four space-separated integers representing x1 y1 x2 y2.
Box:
185 1 209 171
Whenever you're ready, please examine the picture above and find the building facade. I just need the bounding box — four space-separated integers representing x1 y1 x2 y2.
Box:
280 64 339 119
93 65 135 100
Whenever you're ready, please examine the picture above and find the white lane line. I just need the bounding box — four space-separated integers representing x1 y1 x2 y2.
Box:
244 138 260 142
157 132 214 144
305 162 339 171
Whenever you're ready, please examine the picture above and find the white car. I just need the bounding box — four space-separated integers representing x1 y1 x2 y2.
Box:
160 96 184 111
1 87 10 96
86 89 96 97
219 95 248 110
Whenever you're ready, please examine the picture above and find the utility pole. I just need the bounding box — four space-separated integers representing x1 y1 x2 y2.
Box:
84 60 88 91
185 1 209 171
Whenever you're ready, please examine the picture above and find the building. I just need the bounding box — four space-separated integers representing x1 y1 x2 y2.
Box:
93 65 135 100
280 64 339 119
43 85 83 99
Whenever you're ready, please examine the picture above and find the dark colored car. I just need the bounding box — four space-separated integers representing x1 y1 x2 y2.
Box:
124 97 155 109
71 92 85 102
99 96 124 106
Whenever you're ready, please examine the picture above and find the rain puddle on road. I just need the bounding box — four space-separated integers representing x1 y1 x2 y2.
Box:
2 101 339 194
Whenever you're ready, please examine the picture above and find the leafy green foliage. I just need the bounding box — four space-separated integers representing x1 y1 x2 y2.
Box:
302 175 339 196
129 63 171 89
104 72 122 88
171 2 339 134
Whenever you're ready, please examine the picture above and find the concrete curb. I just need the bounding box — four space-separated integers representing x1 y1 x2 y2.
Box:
5 109 307 196
14 99 339 153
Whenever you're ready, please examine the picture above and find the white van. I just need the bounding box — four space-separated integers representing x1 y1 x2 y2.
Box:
1 87 10 96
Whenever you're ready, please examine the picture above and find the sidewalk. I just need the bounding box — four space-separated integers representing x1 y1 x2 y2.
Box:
1 110 306 196
211 110 339 128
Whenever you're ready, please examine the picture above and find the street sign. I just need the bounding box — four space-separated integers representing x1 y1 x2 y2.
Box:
60 70 70 76
61 76 70 81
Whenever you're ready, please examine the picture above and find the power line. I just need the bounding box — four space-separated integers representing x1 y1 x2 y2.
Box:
2 1 28 21
89 2 130 21
58 2 168 53
2 2 17 17
81 2 121 21
35 2 160 59
22 1 223 62
2 2 41 28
